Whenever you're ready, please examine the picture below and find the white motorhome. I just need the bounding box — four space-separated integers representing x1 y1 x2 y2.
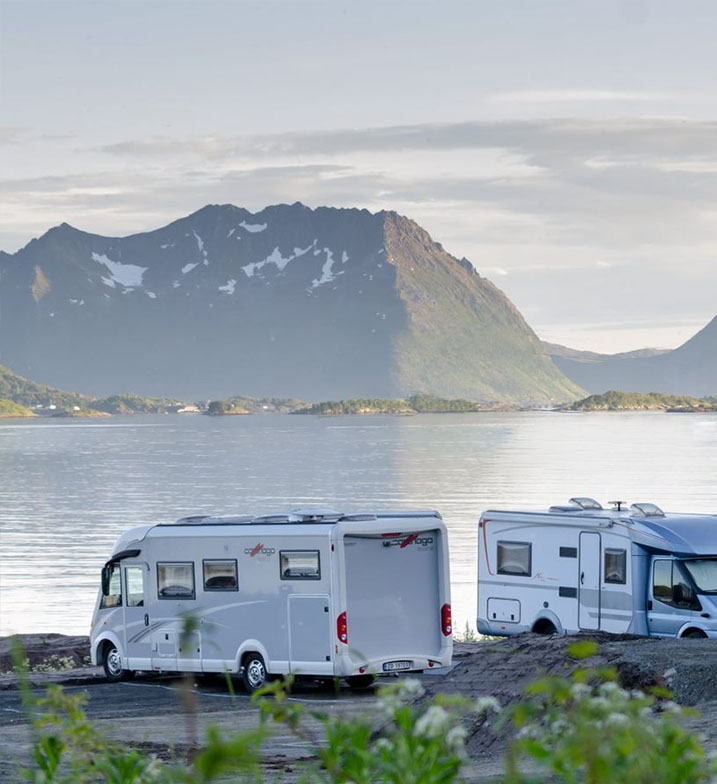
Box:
90 508 452 690
477 498 717 639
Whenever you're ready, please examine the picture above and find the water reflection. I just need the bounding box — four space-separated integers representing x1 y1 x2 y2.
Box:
0 412 715 635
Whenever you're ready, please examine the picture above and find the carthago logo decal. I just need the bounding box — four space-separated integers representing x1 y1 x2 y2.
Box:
245 543 276 558
383 535 434 549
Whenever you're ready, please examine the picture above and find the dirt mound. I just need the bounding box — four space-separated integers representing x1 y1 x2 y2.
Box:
0 634 90 673
427 634 717 759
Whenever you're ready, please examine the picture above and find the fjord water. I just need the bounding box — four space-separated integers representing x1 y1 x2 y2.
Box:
1 412 715 637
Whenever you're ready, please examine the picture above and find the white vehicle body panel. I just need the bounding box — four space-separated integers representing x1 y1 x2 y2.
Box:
477 503 717 639
90 511 452 678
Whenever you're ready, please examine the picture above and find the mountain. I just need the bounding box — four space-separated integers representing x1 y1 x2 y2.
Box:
0 204 582 403
545 316 717 397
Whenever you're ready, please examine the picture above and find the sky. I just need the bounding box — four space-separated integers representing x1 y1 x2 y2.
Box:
1 0 716 352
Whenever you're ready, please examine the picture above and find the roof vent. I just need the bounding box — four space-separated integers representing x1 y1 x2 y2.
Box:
550 497 603 513
175 515 211 524
290 507 343 523
569 497 603 510
252 514 291 524
630 502 665 518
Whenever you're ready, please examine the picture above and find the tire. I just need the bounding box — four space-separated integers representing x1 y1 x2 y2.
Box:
683 629 707 639
241 653 267 693
346 674 375 690
532 619 557 636
102 643 133 682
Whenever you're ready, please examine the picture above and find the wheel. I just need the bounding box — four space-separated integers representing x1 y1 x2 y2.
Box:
683 629 707 639
532 619 557 636
102 643 133 682
241 653 267 693
346 674 375 690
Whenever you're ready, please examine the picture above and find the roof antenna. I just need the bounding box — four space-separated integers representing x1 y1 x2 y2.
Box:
609 500 627 511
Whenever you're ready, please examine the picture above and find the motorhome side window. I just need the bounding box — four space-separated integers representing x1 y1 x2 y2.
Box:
604 548 627 584
157 562 195 599
125 566 144 606
203 559 238 591
280 550 320 580
100 564 122 608
497 541 531 577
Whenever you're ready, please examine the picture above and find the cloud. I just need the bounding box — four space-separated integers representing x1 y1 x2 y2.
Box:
489 89 678 103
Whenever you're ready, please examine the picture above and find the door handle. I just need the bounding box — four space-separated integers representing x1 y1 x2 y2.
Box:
144 613 149 627
580 571 585 585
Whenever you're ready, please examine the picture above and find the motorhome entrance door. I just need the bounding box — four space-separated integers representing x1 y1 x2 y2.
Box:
578 533 601 630
123 562 152 670
288 595 332 675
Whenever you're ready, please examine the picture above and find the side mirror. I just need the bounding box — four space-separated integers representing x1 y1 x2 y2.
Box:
101 565 110 596
672 583 694 607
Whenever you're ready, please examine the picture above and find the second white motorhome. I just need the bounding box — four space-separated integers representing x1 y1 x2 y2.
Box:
477 498 717 639
90 508 452 690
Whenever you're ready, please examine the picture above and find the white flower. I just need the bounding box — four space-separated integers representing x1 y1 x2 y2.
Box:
571 683 591 699
474 696 501 716
605 712 629 727
414 705 451 738
445 725 467 753
397 678 425 700
374 738 393 753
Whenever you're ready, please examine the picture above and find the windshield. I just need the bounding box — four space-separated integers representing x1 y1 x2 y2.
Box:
683 559 717 594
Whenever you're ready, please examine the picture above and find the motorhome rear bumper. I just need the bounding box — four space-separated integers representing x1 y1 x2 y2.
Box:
336 654 452 677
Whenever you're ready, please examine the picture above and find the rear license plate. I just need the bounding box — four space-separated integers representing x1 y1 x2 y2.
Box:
383 660 413 672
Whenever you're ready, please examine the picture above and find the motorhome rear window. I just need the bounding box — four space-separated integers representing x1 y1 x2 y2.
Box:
203 559 238 591
157 562 195 599
604 548 627 584
497 541 531 577
280 550 320 580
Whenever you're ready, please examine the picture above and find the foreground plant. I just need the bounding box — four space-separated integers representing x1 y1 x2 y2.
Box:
503 641 717 784
253 676 489 784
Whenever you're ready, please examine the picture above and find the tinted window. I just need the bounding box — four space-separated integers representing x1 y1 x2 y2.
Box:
653 560 672 602
653 560 700 610
604 549 627 584
497 541 531 577
280 551 320 580
203 559 238 591
125 566 145 607
157 562 195 599
100 564 122 609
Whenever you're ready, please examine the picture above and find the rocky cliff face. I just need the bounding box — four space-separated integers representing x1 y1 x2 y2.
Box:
0 203 582 403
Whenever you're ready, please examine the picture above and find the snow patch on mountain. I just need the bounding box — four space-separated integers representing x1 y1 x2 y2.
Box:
341 251 349 263
219 279 237 295
242 242 315 278
239 221 267 233
311 248 341 289
182 263 198 275
192 230 209 265
91 252 147 288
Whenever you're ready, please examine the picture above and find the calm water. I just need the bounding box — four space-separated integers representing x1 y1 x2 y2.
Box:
1 411 715 637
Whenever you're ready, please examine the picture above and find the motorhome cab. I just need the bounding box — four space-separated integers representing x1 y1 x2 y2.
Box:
90 508 452 690
477 498 717 639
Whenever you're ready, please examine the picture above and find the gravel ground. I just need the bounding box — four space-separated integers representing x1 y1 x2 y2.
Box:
2 633 716 782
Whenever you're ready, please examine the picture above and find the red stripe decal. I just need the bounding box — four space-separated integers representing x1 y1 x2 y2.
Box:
400 534 419 549
249 543 263 558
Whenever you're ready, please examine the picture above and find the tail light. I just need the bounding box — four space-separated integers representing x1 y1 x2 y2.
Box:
441 604 452 637
337 611 348 644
